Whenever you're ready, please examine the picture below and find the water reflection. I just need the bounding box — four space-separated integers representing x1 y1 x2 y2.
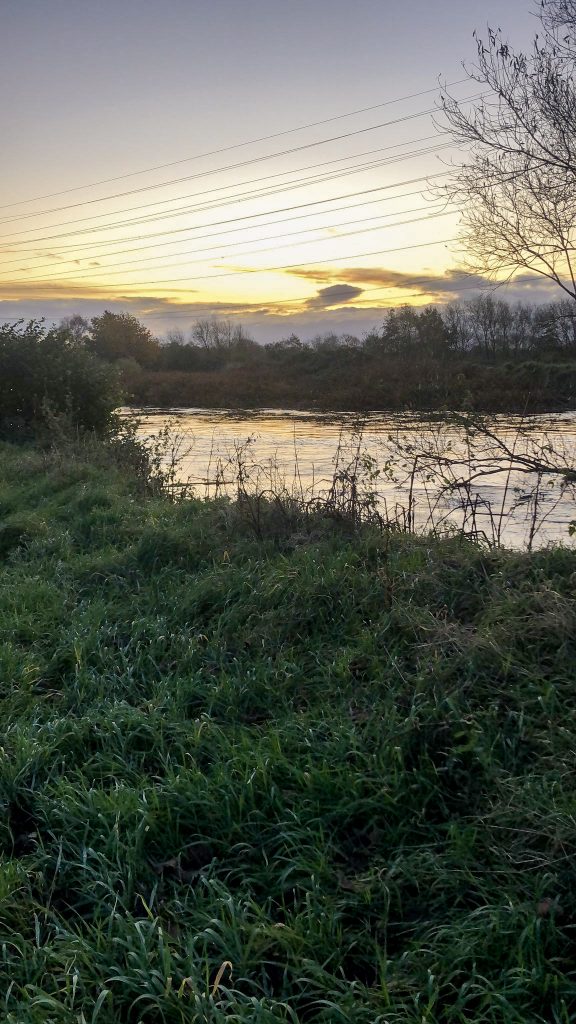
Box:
128 408 576 549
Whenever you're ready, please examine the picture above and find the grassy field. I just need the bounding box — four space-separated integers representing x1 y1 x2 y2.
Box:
1 439 576 1022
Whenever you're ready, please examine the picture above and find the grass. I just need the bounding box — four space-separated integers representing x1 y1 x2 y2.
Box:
0 439 576 1022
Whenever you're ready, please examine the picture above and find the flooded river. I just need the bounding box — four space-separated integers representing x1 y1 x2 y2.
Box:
129 408 576 549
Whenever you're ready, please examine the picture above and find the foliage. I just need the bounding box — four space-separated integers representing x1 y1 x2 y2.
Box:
39 299 576 412
439 0 576 300
88 310 160 368
0 439 576 1021
0 320 121 437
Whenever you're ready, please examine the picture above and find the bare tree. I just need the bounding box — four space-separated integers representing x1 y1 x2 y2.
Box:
191 317 252 350
439 0 576 302
541 0 576 43
166 328 186 346
59 314 90 346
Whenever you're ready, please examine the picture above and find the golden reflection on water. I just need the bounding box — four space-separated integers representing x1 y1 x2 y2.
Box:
127 407 576 549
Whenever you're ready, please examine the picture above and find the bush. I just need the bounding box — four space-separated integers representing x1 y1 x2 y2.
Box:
0 320 121 437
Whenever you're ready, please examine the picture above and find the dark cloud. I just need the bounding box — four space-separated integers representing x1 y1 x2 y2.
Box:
0 279 198 303
0 291 306 327
304 283 364 309
288 265 568 306
0 268 562 344
498 272 566 302
290 265 490 298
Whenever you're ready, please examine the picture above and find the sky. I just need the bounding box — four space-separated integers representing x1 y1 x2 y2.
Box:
0 0 553 342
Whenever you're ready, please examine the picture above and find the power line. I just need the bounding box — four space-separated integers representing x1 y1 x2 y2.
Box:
0 151 456 250
0 237 459 305
0 263 480 323
0 142 458 247
0 140 456 243
0 78 469 210
78 225 458 290
2 148 453 268
4 204 453 285
0 215 455 296
0 132 448 231
119 266 481 314
0 106 440 223
0 186 446 272
0 96 481 227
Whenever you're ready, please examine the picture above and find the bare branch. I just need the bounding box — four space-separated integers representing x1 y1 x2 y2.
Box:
437 1 576 302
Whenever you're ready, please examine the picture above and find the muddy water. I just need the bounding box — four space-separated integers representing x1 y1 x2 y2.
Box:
129 408 576 549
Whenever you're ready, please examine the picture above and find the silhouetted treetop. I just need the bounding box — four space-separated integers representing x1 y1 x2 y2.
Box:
439 0 576 302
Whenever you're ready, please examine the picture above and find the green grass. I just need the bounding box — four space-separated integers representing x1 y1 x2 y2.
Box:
1 440 576 1022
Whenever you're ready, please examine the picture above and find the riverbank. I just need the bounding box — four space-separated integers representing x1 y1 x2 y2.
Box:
1 438 576 1021
124 356 576 413
127 406 576 550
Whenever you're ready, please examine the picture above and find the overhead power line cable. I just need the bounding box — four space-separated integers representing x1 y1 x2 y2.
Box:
78 221 457 290
0 132 449 230
0 139 457 242
0 95 482 225
107 265 481 316
0 152 457 250
4 204 454 285
0 237 459 298
0 78 469 210
0 182 450 271
0 148 455 266
0 245 474 320
0 283 484 324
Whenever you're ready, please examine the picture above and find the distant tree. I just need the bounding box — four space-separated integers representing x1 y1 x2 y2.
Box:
264 335 305 367
440 0 576 302
465 295 513 356
375 306 420 354
310 332 344 352
229 335 261 364
190 319 215 349
159 341 203 372
307 332 360 352
283 333 302 348
59 314 90 346
166 328 187 346
552 300 576 350
443 302 470 353
266 334 302 353
88 311 160 367
340 333 362 349
191 317 252 351
533 299 576 351
507 302 535 355
415 307 451 358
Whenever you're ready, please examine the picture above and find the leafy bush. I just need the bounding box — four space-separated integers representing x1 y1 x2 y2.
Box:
0 320 121 437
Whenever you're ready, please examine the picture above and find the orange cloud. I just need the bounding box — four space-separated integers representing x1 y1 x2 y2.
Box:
289 265 488 297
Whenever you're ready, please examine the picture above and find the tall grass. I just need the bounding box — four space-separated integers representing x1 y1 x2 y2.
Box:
132 413 576 550
0 436 576 1022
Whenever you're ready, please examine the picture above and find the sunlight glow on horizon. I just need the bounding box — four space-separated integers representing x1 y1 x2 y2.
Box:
0 0 538 338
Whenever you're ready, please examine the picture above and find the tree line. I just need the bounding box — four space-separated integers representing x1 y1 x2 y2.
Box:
62 295 576 373
2 295 576 438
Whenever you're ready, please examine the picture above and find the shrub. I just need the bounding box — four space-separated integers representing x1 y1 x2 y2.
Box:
0 320 121 437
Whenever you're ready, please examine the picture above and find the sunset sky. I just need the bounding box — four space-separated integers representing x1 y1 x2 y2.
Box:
0 0 551 341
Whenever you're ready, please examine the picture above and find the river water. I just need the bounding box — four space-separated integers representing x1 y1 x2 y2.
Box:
129 408 576 550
